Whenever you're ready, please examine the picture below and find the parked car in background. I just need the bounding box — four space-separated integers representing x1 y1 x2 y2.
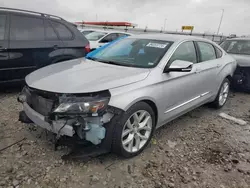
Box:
220 38 250 92
19 34 236 158
85 30 131 50
78 28 96 36
0 7 89 85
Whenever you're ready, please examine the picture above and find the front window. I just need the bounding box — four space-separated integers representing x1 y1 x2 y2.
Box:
220 40 250 55
85 31 107 41
89 38 173 68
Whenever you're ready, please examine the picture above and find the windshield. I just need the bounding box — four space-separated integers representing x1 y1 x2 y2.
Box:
85 31 107 41
90 38 173 68
220 40 250 55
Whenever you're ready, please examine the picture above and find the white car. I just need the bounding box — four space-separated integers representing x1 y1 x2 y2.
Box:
78 28 96 36
85 30 131 50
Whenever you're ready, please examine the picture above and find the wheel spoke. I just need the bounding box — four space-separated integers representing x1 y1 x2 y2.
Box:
128 137 134 152
223 84 229 93
137 133 148 140
123 134 134 146
122 129 132 137
138 116 150 130
133 113 140 123
126 119 133 129
135 135 141 150
139 111 147 121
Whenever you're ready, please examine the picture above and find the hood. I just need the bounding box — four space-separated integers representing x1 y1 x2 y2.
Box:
230 54 250 67
26 58 150 93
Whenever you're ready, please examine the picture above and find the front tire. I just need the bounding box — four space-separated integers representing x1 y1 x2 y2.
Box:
112 102 155 158
211 78 230 109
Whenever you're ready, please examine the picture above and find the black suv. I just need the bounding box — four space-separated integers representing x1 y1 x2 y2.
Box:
0 7 89 85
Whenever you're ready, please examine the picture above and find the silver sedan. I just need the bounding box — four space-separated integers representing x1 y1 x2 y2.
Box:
19 34 237 158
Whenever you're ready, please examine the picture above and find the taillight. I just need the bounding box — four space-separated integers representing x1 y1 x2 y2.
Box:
85 43 91 53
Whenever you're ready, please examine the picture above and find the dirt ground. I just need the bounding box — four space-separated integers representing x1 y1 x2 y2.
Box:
0 90 250 188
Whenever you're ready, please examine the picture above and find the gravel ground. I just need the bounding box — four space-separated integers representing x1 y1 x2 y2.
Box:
0 90 250 188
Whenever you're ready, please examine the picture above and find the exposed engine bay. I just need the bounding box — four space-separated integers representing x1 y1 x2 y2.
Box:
18 86 119 147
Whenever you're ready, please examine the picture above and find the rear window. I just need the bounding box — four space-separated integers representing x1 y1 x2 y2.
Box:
51 21 73 40
82 30 94 36
85 31 107 41
197 42 216 62
10 15 44 40
0 14 6 40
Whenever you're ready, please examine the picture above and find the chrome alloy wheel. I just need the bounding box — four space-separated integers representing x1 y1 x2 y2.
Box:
121 110 153 153
219 81 229 106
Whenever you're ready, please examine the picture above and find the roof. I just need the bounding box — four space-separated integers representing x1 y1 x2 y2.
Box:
81 29 132 35
0 7 63 20
129 33 210 42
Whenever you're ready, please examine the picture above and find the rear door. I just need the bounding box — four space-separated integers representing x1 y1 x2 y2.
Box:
50 20 81 60
8 14 45 82
36 19 64 66
0 12 9 83
194 41 220 97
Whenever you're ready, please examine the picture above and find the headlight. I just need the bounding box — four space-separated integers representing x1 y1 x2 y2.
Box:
53 98 109 115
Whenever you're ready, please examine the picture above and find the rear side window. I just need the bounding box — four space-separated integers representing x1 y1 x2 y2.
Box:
10 15 44 40
51 21 73 40
169 41 197 64
0 14 6 40
45 21 58 40
197 42 216 62
215 47 223 58
100 33 119 43
117 33 129 38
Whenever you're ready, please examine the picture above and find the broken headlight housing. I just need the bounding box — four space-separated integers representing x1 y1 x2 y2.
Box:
53 97 110 116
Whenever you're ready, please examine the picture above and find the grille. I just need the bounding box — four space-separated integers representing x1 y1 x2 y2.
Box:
24 87 56 116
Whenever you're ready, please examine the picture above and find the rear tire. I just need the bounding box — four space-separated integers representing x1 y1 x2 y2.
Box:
211 78 230 109
112 102 156 158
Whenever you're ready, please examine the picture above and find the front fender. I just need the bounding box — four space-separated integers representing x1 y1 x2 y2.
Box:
108 83 161 112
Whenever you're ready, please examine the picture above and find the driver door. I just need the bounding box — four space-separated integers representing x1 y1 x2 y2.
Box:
159 41 209 125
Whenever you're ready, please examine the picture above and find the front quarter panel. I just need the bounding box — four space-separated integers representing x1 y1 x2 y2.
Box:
108 67 164 125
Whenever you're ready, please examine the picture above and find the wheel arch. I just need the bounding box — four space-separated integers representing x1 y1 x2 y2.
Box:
111 97 159 125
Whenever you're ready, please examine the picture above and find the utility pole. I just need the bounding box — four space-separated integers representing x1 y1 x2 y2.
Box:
163 18 167 32
217 9 224 35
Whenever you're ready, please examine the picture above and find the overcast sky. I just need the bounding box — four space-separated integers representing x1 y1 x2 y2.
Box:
1 0 250 35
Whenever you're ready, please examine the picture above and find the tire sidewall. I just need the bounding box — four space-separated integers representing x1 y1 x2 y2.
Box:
215 78 230 108
112 102 156 158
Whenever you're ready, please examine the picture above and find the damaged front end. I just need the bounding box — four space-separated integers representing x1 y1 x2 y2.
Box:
18 86 122 159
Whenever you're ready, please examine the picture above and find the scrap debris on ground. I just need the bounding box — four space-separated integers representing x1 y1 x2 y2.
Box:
0 91 250 188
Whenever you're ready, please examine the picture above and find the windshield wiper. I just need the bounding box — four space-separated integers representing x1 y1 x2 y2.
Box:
87 57 98 61
88 57 135 67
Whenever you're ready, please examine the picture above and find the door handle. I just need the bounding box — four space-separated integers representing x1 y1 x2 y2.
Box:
217 64 222 68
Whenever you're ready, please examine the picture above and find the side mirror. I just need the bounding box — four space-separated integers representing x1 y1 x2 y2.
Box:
165 60 193 73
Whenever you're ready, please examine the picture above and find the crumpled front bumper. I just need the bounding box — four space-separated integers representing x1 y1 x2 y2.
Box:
21 102 74 137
